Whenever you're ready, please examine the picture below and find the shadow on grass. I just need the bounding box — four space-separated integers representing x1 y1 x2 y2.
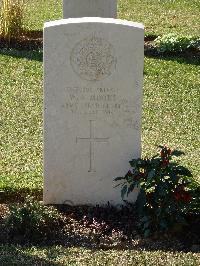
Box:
0 244 63 266
0 187 43 203
2 229 200 254
1 45 199 66
0 49 43 62
1 202 199 253
145 51 200 66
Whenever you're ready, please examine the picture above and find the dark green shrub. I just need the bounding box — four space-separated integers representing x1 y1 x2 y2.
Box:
154 33 200 53
114 146 200 237
5 197 64 243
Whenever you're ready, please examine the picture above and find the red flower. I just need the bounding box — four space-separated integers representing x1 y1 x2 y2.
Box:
161 159 169 167
160 146 172 158
132 172 145 181
167 148 172 155
174 191 181 201
160 150 165 158
133 174 140 180
182 191 192 202
174 190 191 203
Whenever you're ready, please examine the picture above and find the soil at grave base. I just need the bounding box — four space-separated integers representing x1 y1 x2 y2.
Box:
0 30 43 50
0 189 43 204
0 30 199 59
0 202 200 252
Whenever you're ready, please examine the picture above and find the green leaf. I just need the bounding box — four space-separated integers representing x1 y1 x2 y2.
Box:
171 150 185 157
143 220 151 229
147 169 156 179
144 229 151 238
168 171 178 182
129 159 137 168
121 185 127 199
127 183 136 196
114 182 125 188
175 166 193 177
159 220 168 230
146 186 155 193
141 216 149 222
158 145 164 149
114 176 124 181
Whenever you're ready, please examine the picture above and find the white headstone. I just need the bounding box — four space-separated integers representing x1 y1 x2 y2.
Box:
63 0 117 19
43 18 144 205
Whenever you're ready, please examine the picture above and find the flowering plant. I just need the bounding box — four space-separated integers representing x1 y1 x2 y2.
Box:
114 146 199 236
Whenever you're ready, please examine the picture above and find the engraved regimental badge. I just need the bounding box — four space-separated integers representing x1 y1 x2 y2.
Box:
70 35 117 81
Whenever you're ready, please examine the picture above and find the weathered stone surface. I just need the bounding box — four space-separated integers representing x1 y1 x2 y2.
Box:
63 0 117 19
43 18 144 205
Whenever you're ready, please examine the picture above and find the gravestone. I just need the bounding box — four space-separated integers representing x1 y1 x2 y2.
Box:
43 18 144 205
63 0 117 19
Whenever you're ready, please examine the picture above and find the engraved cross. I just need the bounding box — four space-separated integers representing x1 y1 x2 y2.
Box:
76 120 109 172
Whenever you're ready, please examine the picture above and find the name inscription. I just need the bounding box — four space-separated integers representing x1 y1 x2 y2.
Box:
63 86 138 116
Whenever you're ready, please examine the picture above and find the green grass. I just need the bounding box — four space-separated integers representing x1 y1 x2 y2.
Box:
0 0 200 264
0 52 199 192
24 0 62 31
0 50 43 192
142 56 200 180
119 0 200 36
0 245 200 266
22 0 200 36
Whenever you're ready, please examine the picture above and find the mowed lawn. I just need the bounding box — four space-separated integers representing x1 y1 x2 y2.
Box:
0 245 200 266
1 52 199 192
23 0 200 36
0 0 200 265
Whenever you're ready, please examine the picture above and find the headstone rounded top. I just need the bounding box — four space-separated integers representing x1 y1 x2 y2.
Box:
44 18 144 30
